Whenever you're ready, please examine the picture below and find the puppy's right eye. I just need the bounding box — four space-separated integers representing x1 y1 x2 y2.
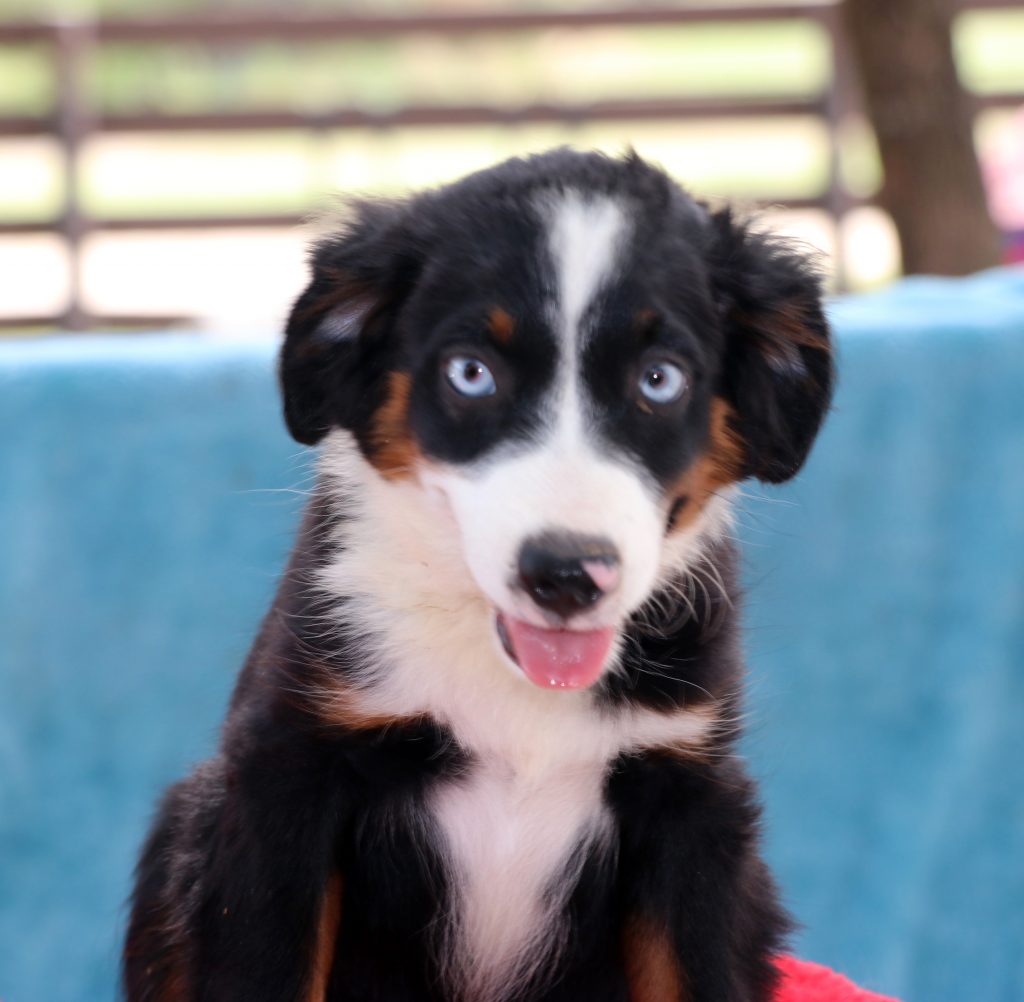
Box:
638 360 688 406
445 356 497 398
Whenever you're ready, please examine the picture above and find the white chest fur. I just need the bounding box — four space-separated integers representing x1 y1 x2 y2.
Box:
341 629 714 1001
322 591 714 999
420 675 713 1001
430 747 611 1000
314 439 720 997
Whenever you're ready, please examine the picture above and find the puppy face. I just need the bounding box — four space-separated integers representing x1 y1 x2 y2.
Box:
282 150 832 691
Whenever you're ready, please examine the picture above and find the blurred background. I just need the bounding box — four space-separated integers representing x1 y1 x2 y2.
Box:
1 2 1023 1002
1 0 1023 331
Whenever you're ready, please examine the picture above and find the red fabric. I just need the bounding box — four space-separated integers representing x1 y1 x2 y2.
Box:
774 956 901 1002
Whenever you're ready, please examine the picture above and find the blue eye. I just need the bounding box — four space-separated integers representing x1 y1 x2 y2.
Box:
445 355 497 398
639 361 687 405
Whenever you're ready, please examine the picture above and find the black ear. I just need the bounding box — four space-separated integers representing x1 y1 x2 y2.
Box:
279 201 418 445
707 208 834 484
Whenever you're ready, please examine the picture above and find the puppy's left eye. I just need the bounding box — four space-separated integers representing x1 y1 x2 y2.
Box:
445 355 497 398
639 361 687 405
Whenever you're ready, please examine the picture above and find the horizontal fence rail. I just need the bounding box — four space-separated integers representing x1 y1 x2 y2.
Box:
0 1 1019 329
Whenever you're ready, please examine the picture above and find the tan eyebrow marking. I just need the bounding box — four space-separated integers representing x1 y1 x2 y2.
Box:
634 307 659 335
488 306 515 344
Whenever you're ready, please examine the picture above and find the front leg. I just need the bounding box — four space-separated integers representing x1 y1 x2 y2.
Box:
124 737 348 1002
610 753 790 1002
194 748 346 1001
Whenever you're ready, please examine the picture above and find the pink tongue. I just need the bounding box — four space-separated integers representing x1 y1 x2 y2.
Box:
503 618 615 690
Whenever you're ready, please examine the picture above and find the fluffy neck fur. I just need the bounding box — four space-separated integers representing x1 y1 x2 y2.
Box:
276 433 742 1001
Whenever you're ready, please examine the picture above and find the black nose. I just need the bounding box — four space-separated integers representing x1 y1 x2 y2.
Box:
517 533 621 619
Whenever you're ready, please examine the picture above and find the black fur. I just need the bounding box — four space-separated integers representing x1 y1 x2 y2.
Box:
279 149 831 487
125 149 833 1002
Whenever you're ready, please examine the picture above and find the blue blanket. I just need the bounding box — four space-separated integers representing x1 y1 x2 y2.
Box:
1 268 1022 1001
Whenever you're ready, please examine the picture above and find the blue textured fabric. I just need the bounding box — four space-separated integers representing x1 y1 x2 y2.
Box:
1 268 1022 1002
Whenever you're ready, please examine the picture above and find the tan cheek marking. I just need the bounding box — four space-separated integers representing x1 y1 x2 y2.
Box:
369 371 420 480
623 915 688 1002
488 305 515 343
667 397 746 534
306 874 343 1002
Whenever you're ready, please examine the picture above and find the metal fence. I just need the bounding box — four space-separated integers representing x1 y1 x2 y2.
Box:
0 1 1020 329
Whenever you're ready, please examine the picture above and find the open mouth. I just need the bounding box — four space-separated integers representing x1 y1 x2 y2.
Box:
496 613 616 690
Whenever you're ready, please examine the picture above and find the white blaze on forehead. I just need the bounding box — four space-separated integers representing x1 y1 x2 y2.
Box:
415 189 662 631
544 190 628 344
536 190 630 457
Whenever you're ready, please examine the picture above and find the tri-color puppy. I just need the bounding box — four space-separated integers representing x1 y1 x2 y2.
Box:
124 148 833 1002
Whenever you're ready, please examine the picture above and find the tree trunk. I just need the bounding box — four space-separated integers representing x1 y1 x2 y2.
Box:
842 0 1002 275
